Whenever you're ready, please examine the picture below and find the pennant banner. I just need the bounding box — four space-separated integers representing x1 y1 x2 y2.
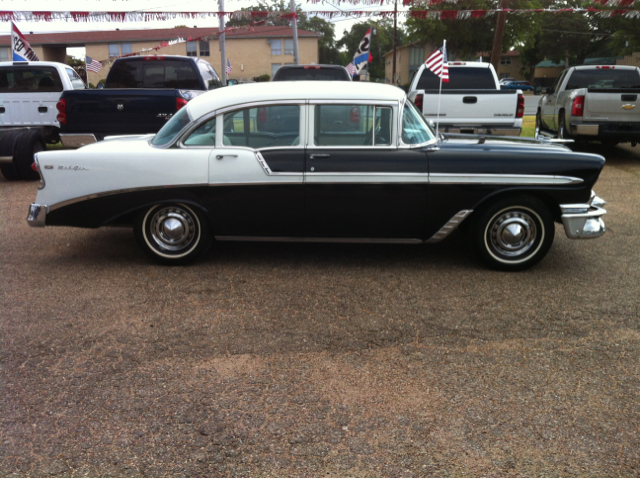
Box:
1 8 640 23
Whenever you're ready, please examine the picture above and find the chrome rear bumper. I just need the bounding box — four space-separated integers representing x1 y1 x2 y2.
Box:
560 193 606 239
27 203 48 227
59 134 97 148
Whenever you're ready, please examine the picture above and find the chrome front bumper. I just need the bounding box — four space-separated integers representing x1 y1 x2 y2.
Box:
560 193 606 239
27 203 48 227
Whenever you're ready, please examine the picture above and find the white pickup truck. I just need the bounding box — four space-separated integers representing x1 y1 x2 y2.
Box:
536 65 640 147
407 62 524 136
0 60 85 180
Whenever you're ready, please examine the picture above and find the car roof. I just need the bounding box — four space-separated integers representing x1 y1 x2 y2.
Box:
0 61 71 68
186 81 407 121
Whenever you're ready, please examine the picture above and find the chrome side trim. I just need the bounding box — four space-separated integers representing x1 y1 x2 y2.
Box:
47 184 208 212
27 203 48 227
0 155 13 164
59 134 98 148
255 151 301 176
430 173 583 185
425 210 473 243
214 236 423 244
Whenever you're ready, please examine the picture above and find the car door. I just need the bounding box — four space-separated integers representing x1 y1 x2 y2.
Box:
303 101 430 240
202 102 305 238
541 70 568 130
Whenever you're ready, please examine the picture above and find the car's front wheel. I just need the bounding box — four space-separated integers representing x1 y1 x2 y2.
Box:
471 197 555 271
134 203 211 265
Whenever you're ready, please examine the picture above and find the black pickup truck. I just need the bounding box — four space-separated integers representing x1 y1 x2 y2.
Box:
57 55 222 147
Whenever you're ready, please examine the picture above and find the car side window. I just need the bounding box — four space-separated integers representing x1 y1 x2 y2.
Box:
314 105 392 146
223 105 300 148
183 118 216 146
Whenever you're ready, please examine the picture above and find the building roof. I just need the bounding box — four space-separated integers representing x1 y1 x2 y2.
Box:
0 25 320 47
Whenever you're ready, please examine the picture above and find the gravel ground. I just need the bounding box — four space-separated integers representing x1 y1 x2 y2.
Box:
1 143 639 477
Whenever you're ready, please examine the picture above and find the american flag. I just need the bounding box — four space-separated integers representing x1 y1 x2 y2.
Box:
225 58 232 75
345 62 357 77
425 44 449 83
85 56 102 73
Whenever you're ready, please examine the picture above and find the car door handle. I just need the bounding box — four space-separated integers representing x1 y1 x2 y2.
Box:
310 154 330 159
216 154 238 160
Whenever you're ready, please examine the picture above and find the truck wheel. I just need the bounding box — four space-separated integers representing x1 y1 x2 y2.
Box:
14 129 46 181
0 129 23 181
558 114 571 140
471 196 555 271
133 203 212 265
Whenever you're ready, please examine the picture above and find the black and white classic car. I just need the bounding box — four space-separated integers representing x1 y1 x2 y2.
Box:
28 82 607 270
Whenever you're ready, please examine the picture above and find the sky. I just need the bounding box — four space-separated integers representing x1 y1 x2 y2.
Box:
2 0 408 59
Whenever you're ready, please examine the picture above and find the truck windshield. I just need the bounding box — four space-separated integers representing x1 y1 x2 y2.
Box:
151 107 191 146
108 59 201 89
417 67 496 90
566 69 640 89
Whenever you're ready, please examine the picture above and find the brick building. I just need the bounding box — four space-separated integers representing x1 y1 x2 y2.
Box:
0 25 320 84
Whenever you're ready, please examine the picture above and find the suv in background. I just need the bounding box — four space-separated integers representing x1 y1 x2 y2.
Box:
272 64 352 81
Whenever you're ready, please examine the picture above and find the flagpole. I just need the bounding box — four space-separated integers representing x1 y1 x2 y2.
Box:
435 40 445 138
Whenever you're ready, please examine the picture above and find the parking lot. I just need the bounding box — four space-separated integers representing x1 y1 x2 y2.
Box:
1 141 639 476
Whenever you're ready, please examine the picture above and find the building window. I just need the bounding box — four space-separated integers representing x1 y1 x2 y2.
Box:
108 44 120 57
270 40 282 56
186 41 197 57
500 57 512 65
0 47 10 61
199 41 210 57
121 44 132 56
284 39 294 55
271 63 281 78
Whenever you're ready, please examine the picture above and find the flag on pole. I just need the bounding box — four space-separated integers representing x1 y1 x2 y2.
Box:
425 43 449 82
225 58 232 75
85 56 102 73
345 63 357 77
352 28 373 75
11 21 39 61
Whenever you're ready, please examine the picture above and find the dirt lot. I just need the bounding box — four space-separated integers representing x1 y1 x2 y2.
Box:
1 143 639 477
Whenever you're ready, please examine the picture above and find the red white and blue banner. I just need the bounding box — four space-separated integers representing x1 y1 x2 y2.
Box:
11 21 39 61
352 28 373 75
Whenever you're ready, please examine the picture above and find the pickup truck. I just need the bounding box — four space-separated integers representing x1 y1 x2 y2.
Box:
536 65 640 147
408 62 524 136
57 55 222 147
0 60 86 180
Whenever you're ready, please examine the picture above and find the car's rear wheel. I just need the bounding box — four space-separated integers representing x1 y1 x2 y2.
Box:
558 114 571 140
471 196 555 271
14 129 46 181
134 203 211 265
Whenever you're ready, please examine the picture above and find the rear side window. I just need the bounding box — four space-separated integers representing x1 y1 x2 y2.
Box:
566 69 640 90
417 67 496 90
223 105 300 148
107 60 202 89
273 67 350 81
0 67 63 93
196 60 222 90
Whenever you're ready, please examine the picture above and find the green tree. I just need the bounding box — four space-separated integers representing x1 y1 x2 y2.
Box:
337 19 406 81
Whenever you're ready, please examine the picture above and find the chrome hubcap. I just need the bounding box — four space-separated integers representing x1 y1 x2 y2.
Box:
149 207 196 252
490 212 537 257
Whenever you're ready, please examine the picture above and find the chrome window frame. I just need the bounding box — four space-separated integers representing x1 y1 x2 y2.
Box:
398 97 438 149
149 107 195 149
216 100 306 152
308 100 398 150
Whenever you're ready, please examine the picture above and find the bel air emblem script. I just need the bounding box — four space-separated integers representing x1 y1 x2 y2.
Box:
621 104 635 110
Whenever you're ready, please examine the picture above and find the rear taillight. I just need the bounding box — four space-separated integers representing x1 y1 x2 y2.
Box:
571 95 585 116
56 99 67 124
350 107 360 123
413 93 424 111
516 93 525 118
257 107 267 123
31 161 38 171
176 98 188 110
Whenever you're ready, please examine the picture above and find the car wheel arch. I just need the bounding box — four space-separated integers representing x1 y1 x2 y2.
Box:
468 189 562 224
103 199 212 228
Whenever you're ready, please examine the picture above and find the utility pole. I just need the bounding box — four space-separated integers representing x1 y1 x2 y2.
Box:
290 0 299 64
392 0 397 84
219 0 227 85
490 0 509 71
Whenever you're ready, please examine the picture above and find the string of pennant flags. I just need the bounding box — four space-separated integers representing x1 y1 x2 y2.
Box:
2 8 640 23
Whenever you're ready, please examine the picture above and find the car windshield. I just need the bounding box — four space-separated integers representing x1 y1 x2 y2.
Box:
402 101 436 145
151 107 191 146
273 67 349 81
